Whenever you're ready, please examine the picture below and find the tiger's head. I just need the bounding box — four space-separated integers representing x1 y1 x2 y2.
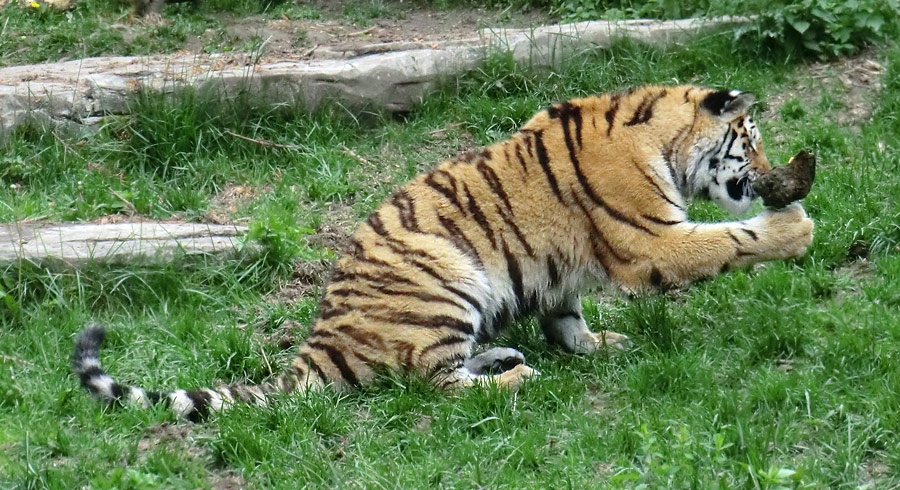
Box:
680 89 772 215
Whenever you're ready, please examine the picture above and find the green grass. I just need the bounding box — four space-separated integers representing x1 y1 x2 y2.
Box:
2 35 900 488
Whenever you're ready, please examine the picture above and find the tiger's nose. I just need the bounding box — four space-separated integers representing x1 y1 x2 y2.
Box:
751 152 772 175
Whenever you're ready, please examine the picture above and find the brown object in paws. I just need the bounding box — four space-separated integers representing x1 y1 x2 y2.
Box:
752 150 816 209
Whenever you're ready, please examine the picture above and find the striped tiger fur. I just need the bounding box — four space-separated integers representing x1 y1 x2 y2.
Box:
73 85 814 421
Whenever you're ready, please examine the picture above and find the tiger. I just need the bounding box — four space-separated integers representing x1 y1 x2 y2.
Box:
73 85 814 421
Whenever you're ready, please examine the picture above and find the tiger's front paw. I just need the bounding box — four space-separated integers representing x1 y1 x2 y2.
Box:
753 203 814 260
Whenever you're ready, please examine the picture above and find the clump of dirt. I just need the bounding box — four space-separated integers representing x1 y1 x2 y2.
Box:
752 149 816 209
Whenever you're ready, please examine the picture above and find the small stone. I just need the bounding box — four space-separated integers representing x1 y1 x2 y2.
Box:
752 150 816 209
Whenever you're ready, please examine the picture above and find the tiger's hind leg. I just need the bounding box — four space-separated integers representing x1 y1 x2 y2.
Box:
539 294 630 353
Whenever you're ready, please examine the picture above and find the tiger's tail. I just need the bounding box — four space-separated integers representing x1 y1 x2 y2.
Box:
72 324 319 421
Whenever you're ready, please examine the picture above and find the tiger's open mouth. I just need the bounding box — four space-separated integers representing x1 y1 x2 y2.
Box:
726 175 755 201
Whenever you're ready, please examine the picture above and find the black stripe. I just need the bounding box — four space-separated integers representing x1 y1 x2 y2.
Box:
437 214 483 267
373 286 465 309
390 190 420 232
549 310 581 321
334 269 417 288
78 366 107 391
553 101 583 190
548 101 583 149
308 329 336 340
337 324 386 350
502 240 525 308
546 255 560 287
424 170 464 212
464 184 497 249
444 285 483 314
319 303 350 320
641 214 682 226
558 101 658 239
533 131 565 204
625 89 667 126
570 148 658 237
572 194 627 266
662 124 691 188
496 204 534 257
299 353 328 382
741 228 758 241
420 335 469 357
605 94 621 136
476 161 513 213
716 129 738 161
480 304 513 342
370 311 474 335
307 342 359 385
366 212 388 236
632 160 683 210
329 287 376 298
523 132 534 158
185 390 212 421
515 143 528 174
726 230 741 245
382 238 439 263
379 235 484 314
650 267 663 287
393 340 417 366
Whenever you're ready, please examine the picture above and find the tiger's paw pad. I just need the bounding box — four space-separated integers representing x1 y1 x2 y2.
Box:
588 331 632 351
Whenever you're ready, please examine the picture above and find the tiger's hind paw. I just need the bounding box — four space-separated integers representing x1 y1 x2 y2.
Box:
464 347 525 375
587 330 632 351
495 364 539 389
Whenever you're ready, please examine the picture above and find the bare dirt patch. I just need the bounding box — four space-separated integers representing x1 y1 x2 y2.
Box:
207 184 269 224
181 1 551 63
137 422 208 459
763 51 885 129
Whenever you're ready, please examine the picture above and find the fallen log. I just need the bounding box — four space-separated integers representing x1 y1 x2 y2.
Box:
0 16 751 139
0 222 250 265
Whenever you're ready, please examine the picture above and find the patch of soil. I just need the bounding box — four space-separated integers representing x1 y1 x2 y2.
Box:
137 422 208 459
763 51 884 131
307 219 354 254
266 203 356 303
266 318 305 350
268 257 334 303
182 1 551 62
210 474 249 490
207 184 268 224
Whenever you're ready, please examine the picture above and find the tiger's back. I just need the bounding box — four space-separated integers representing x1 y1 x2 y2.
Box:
73 85 814 419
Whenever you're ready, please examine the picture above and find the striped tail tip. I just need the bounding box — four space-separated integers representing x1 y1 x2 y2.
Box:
72 324 127 401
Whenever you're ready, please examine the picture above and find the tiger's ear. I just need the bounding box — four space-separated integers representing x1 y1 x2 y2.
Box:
701 90 755 119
